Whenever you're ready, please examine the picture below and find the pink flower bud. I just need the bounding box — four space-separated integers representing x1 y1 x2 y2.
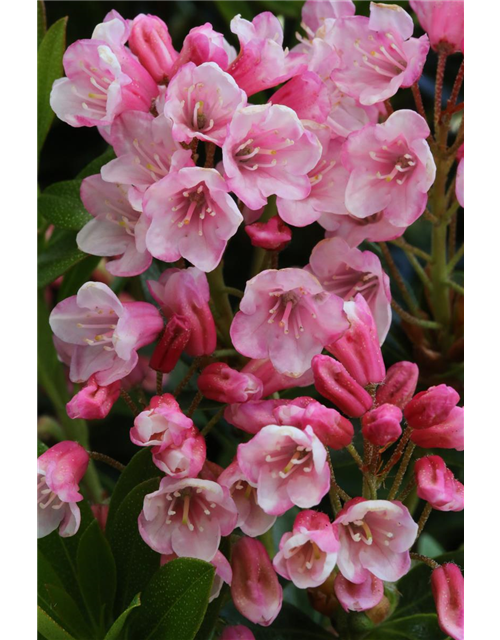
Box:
410 406 464 451
224 398 312 435
375 361 419 410
312 355 373 418
241 358 313 397
431 563 464 640
66 375 121 420
404 384 460 429
245 216 292 252
327 294 385 387
149 315 191 373
361 404 403 447
334 572 384 612
198 363 263 404
91 504 109 532
414 456 464 511
410 0 464 54
221 626 255 640
129 14 178 83
231 537 283 626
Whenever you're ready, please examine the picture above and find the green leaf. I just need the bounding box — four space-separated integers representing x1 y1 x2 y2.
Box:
417 533 445 559
256 0 301 18
107 448 160 531
38 440 49 457
103 594 141 640
222 602 334 639
38 17 67 156
38 181 92 230
44 585 93 640
77 520 117 630
77 146 116 179
107 478 161 612
364 613 445 639
194 585 227 640
38 231 88 288
38 607 77 640
38 550 66 624
38 1 47 48
57 255 101 302
131 559 215 640
216 0 253 22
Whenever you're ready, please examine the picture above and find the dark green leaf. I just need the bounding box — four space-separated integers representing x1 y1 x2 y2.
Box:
216 0 253 22
131 559 214 640
38 231 88 288
44 585 93 640
194 584 228 640
222 602 334 640
38 17 67 156
57 255 101 302
38 1 47 48
103 594 141 640
106 448 160 531
364 613 445 639
77 520 117 630
417 533 445 559
77 146 116 179
107 478 161 612
38 550 66 625
38 440 49 457
37 607 77 640
38 181 91 230
256 0 301 18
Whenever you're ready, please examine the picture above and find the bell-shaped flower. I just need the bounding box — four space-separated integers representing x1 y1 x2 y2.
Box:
326 84 383 138
224 398 313 436
239 359 313 398
37 442 89 538
410 0 464 54
128 14 179 83
139 476 238 561
375 361 419 409
245 217 292 252
334 571 384 612
270 71 331 124
414 455 464 511
361 403 403 447
50 282 163 385
431 563 464 640
151 428 206 478
144 166 243 272
323 210 406 248
66 375 121 420
273 510 340 588
231 268 348 378
171 23 236 75
130 393 193 451
198 363 263 404
237 425 330 516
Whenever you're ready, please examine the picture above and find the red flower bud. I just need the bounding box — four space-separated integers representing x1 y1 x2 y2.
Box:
149 315 191 373
431 563 464 640
361 403 403 447
129 14 178 83
375 361 419 409
198 363 263 404
245 216 292 252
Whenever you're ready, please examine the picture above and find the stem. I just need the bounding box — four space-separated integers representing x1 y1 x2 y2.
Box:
398 476 416 502
390 299 442 330
173 358 200 398
213 348 240 358
417 502 433 537
327 450 342 514
434 51 447 132
120 389 139 417
207 262 234 346
410 552 440 570
222 287 244 299
88 451 125 473
387 443 416 500
204 142 216 168
384 98 394 116
347 444 376 499
250 196 276 278
448 211 457 259
378 427 413 486
401 249 433 291
447 244 464 273
186 390 203 417
430 220 451 331
201 406 226 436
411 82 427 121
446 59 465 111
390 238 432 262
156 371 163 396
446 280 464 296
380 242 418 314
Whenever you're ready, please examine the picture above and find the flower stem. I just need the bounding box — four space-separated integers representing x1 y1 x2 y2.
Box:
410 552 440 570
434 51 448 132
156 371 163 396
387 442 416 500
201 406 226 436
120 389 139 416
173 358 200 398
390 299 442 330
207 262 234 346
88 451 125 472
327 450 343 514
186 390 203 417
417 502 433 537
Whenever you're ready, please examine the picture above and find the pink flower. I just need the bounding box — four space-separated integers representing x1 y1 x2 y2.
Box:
38 442 89 538
276 124 350 228
273 510 340 589
151 429 206 478
334 572 384 612
245 217 292 252
431 563 464 640
66 375 121 420
161 550 232 603
228 13 305 96
50 18 158 127
362 404 403 447
410 0 464 54
334 498 418 583
138 476 238 561
49 282 163 385
237 425 330 516
375 361 419 409
312 354 373 418
130 393 193 451
231 537 283 626
101 111 192 210
240 359 314 398
77 174 152 277
301 0 355 34
218 460 276 537
143 166 242 272
171 23 236 75
342 110 436 227
128 14 179 83
414 456 464 511
231 268 348 377
330 3 429 105
221 626 255 640
224 398 313 436
326 86 383 139
327 294 386 386
164 62 246 146
222 104 322 211
147 267 217 357
270 71 331 124
324 211 406 248
456 144 464 207
149 315 191 374
198 363 263 404
308 237 392 342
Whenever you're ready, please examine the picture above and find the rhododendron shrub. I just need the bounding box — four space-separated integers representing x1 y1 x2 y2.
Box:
37 1 464 639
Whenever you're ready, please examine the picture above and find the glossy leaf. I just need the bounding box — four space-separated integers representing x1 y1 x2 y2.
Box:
131 558 215 640
103 594 141 640
364 613 445 639
38 181 91 230
44 585 94 640
57 255 101 302
38 1 47 48
37 607 77 640
38 231 87 288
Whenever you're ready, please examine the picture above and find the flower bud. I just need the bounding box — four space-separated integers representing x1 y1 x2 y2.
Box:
375 361 419 409
221 626 255 640
149 315 191 373
241 358 313 397
129 14 178 83
404 384 460 429
245 216 292 252
334 572 384 612
409 0 464 54
198 363 263 404
361 403 403 447
224 398 314 435
414 456 464 511
231 537 283 627
431 563 464 640
66 375 121 420
326 294 385 387
410 406 464 451
312 355 373 418
307 571 338 617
